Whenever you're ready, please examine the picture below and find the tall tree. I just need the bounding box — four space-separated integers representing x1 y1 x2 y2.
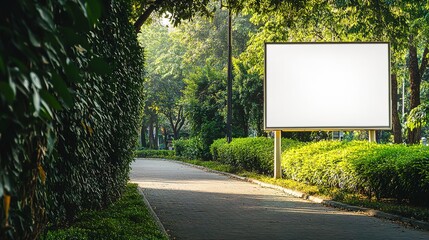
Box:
241 0 429 143
138 20 188 146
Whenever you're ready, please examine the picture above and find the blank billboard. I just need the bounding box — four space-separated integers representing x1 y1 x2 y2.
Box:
264 42 391 131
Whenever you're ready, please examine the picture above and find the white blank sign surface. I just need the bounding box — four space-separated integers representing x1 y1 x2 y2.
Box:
265 43 390 130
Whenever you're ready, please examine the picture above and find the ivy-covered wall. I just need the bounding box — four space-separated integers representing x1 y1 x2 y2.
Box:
0 0 144 239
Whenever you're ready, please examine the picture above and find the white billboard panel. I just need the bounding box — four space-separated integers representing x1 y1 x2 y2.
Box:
265 43 391 130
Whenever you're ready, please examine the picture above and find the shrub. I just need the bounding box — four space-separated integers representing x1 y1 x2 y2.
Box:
135 150 175 158
174 137 208 160
282 141 429 206
210 137 300 174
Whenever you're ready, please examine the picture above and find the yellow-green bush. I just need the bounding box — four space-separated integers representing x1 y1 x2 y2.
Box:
282 141 429 206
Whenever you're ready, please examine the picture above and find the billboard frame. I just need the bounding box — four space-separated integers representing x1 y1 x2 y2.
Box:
264 42 392 132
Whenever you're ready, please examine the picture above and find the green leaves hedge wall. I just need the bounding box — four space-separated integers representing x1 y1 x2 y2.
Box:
210 138 429 206
282 141 429 206
0 0 144 238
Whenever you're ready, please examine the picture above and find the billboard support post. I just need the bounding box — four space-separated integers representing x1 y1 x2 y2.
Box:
274 131 282 179
368 130 377 143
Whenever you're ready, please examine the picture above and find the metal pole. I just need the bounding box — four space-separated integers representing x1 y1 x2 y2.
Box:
226 8 233 143
368 130 376 143
402 79 405 120
274 131 282 179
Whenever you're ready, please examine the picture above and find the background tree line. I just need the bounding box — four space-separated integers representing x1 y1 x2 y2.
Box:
138 0 429 150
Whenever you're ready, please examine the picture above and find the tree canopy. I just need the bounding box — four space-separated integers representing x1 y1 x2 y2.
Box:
138 0 429 145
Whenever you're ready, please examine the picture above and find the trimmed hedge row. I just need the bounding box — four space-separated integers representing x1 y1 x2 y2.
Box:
135 150 175 158
282 141 429 206
210 137 300 174
209 138 429 205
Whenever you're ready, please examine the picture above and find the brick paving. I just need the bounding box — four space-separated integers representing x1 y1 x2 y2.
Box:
130 159 429 240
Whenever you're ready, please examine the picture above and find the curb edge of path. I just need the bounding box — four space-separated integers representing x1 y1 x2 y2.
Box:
136 186 170 239
164 158 429 232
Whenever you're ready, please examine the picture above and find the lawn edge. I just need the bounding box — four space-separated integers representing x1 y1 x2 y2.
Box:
138 158 429 232
134 185 170 239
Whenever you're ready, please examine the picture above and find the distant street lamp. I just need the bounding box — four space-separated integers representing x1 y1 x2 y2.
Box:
226 7 233 143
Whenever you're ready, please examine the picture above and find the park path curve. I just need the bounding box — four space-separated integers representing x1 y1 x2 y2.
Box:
130 158 429 240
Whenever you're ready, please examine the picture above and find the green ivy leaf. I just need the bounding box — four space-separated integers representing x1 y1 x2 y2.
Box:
59 27 89 49
40 99 54 120
40 90 62 110
51 72 74 108
3 173 11 193
33 88 41 115
36 6 55 31
30 72 42 89
27 28 41 48
65 1 90 32
65 60 82 83
47 129 55 155
0 56 5 74
88 57 111 75
86 0 102 27
0 81 16 103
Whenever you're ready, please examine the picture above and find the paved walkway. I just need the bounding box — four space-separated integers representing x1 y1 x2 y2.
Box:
130 159 429 240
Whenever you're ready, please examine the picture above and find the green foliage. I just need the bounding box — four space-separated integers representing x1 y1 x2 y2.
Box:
42 184 168 240
0 0 144 238
138 20 186 143
183 65 226 154
282 141 429 206
135 150 175 158
174 137 208 160
47 0 144 225
407 102 429 131
0 0 99 238
211 137 300 174
232 60 263 136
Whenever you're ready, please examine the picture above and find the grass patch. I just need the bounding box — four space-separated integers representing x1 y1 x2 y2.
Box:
172 158 429 223
42 183 168 240
182 159 238 173
135 149 175 158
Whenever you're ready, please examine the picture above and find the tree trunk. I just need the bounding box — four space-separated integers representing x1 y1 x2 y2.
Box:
148 120 155 149
407 43 421 144
391 74 402 143
167 106 185 140
140 125 146 148
155 116 159 149
163 127 168 150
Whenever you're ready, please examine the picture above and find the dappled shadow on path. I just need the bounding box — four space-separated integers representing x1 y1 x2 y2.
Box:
130 159 429 240
136 187 429 240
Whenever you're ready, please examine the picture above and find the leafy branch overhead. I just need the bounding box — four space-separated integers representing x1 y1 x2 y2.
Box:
131 0 307 31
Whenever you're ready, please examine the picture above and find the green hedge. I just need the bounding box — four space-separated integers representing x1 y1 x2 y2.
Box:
135 150 175 158
282 141 429 206
174 137 208 160
0 0 144 238
210 137 300 174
